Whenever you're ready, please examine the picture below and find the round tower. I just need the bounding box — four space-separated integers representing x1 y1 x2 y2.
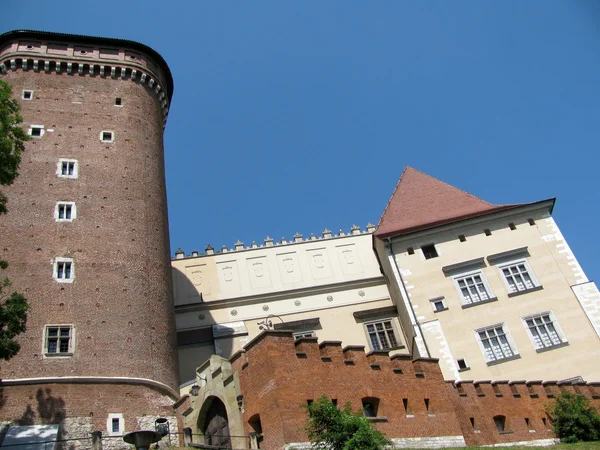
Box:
0 30 179 442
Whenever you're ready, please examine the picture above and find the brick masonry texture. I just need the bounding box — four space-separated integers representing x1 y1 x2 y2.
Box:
226 332 600 449
0 39 179 436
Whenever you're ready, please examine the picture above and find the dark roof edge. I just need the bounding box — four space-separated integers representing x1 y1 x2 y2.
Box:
375 198 556 240
0 30 173 103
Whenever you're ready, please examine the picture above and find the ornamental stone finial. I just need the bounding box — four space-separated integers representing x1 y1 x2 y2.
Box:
322 228 332 239
175 248 184 259
235 240 244 250
293 232 303 243
366 223 376 233
191 249 199 257
265 236 274 247
351 224 361 235
205 244 214 255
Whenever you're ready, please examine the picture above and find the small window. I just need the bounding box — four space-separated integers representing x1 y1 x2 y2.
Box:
458 234 466 242
362 397 379 417
44 325 73 356
55 202 76 222
293 331 315 340
476 323 519 365
528 218 536 226
425 398 432 414
57 159 78 179
107 413 124 436
100 131 114 142
407 247 414 255
22 90 33 100
365 320 399 351
484 229 492 236
509 223 517 230
522 312 567 352
454 271 494 307
29 125 44 137
421 244 438 259
494 415 506 433
115 98 122 106
430 297 447 312
54 258 74 283
457 358 469 371
402 398 409 414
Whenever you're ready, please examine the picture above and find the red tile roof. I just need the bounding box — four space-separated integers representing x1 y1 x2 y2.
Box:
375 167 525 239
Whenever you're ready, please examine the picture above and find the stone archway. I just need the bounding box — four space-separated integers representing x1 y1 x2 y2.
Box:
201 397 231 448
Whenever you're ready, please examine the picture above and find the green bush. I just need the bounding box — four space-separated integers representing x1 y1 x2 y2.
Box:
303 396 390 450
548 391 600 443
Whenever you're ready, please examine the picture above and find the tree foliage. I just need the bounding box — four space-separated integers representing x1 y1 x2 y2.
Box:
548 391 600 443
304 396 390 450
0 80 30 360
0 80 29 214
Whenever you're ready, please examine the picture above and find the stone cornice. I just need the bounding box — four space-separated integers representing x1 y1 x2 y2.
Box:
0 376 178 400
174 276 386 312
0 53 170 127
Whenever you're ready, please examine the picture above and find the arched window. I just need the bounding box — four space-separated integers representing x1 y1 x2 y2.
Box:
203 398 231 447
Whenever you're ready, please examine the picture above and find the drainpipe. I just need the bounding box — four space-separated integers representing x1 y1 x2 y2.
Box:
386 238 431 358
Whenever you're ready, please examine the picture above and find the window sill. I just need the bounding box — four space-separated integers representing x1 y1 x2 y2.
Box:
44 352 73 358
54 279 75 284
535 342 569 353
462 297 498 309
458 367 471 373
507 285 544 298
434 307 449 313
366 416 388 423
486 354 521 366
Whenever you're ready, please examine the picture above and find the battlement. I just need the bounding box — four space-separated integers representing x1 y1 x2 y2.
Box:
451 379 600 400
172 223 377 259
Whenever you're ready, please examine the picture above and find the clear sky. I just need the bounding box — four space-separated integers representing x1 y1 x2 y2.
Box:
5 1 600 280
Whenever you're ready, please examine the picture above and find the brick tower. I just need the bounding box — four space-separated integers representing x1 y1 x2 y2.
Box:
0 30 178 444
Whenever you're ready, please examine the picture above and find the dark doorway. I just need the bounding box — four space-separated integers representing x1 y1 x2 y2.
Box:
203 398 231 448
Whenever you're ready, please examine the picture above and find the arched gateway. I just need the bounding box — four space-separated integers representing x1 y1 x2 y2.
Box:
202 397 232 448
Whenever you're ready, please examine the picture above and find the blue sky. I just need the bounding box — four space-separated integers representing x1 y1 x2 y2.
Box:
5 2 600 280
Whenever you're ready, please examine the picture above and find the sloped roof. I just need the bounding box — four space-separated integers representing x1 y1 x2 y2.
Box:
375 167 532 239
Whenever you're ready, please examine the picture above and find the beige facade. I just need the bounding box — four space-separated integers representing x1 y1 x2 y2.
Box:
173 227 409 384
375 201 600 382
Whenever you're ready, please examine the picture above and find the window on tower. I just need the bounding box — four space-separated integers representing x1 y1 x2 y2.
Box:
54 258 74 283
57 159 78 179
44 325 73 356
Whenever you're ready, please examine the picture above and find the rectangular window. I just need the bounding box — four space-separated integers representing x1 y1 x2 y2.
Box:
29 125 44 137
112 418 120 433
293 332 315 340
55 202 76 222
365 320 398 351
457 358 469 371
54 258 74 282
429 296 447 312
523 312 566 352
499 260 538 294
476 324 518 364
22 90 33 100
454 271 494 306
57 159 78 179
45 325 73 355
100 130 114 142
421 244 438 259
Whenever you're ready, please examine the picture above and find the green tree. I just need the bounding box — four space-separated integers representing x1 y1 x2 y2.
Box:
0 80 30 359
548 390 600 443
304 396 390 450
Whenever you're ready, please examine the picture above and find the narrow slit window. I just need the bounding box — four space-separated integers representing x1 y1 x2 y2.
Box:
112 418 119 433
115 97 122 106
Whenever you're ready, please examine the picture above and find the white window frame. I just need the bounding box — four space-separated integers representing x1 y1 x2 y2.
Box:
364 318 401 351
53 257 74 283
22 89 33 100
57 159 79 179
107 413 125 436
521 311 567 352
453 269 495 307
293 331 315 340
100 130 115 143
429 296 448 312
43 324 74 357
498 259 539 295
474 323 519 365
55 202 76 222
28 125 45 138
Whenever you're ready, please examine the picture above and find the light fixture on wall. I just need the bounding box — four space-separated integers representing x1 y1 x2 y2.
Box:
256 314 284 331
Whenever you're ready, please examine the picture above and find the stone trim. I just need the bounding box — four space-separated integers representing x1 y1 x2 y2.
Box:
273 317 320 331
353 305 398 322
487 247 530 265
0 376 178 399
442 257 486 276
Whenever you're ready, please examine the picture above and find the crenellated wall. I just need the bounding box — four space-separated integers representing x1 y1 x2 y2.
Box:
178 331 600 449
